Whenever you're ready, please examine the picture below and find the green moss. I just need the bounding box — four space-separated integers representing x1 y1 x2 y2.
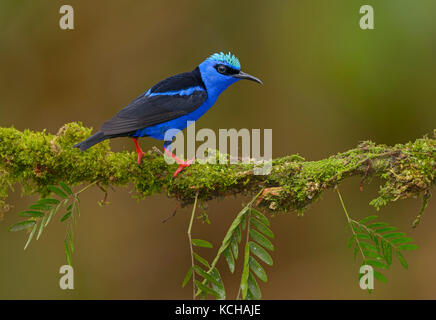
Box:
0 123 434 217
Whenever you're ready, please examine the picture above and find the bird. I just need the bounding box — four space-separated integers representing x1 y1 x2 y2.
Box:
73 52 262 177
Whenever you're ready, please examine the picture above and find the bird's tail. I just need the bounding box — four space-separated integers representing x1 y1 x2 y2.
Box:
73 131 107 151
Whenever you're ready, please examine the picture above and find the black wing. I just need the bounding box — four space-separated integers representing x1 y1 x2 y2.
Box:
100 69 207 136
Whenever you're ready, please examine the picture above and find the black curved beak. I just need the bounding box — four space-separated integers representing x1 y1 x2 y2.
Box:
233 71 263 84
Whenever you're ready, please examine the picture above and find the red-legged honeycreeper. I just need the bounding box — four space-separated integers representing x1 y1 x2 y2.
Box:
73 52 262 177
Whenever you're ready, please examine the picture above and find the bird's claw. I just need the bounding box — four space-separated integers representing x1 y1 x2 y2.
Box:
137 151 146 166
173 157 195 178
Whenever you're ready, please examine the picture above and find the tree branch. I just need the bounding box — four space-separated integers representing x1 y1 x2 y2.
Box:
0 123 434 215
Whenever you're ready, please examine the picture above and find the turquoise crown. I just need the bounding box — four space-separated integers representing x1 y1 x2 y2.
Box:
207 52 241 70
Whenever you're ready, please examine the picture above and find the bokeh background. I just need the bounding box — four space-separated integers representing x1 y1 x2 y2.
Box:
0 0 435 299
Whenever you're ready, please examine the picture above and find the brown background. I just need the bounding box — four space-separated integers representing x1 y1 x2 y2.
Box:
0 0 435 299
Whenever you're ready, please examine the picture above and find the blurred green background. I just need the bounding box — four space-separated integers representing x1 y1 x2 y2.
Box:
0 0 435 299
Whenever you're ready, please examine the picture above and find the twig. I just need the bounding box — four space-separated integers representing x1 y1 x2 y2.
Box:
162 202 180 223
152 146 164 156
412 191 432 228
187 191 199 299
236 207 252 300
206 188 264 274
360 160 371 192
336 186 366 261
193 188 264 298
75 181 99 196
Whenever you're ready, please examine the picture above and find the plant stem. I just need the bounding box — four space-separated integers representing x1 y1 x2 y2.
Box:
351 219 400 251
237 208 252 300
194 188 264 298
187 192 199 299
207 188 264 274
412 191 431 228
336 186 366 261
75 180 99 196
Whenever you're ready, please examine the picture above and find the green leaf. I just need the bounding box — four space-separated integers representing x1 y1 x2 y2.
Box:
215 207 248 265
251 209 270 226
195 280 219 298
18 210 44 218
193 253 210 268
396 251 408 269
60 211 72 222
37 216 47 240
240 242 250 299
383 232 406 239
230 236 239 260
347 234 355 248
356 233 371 241
372 234 380 251
360 242 378 252
397 244 418 251
210 268 226 300
250 229 274 251
74 200 81 217
64 239 72 266
359 215 378 224
223 247 235 273
375 227 397 233
250 218 274 239
246 290 255 300
249 241 273 266
247 272 261 300
45 203 62 227
373 270 387 283
222 206 248 247
9 220 36 232
193 266 220 286
365 259 387 269
363 250 384 260
29 203 52 211
199 291 207 300
191 239 213 248
234 224 242 244
37 198 60 206
367 222 389 230
390 237 413 245
241 212 247 231
381 241 392 266
68 231 74 253
353 245 359 260
48 185 68 199
66 204 73 211
24 223 38 250
352 225 365 234
59 182 73 195
249 256 267 282
182 267 192 288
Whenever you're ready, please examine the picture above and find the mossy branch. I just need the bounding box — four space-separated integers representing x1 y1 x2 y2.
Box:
0 123 435 216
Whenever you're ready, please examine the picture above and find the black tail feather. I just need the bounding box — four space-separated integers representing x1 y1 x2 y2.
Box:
73 131 107 151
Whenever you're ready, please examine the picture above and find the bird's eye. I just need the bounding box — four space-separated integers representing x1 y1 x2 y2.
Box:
217 65 226 74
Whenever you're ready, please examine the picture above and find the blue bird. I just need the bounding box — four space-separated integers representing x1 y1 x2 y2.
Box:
73 52 262 177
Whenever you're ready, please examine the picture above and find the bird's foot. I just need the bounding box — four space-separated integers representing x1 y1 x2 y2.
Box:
163 147 195 177
173 157 195 178
133 137 146 166
137 151 146 166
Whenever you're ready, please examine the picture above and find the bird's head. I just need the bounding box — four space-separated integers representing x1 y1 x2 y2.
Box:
198 52 262 97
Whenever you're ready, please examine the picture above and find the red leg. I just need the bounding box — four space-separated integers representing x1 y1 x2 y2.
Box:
163 147 195 178
132 138 146 165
